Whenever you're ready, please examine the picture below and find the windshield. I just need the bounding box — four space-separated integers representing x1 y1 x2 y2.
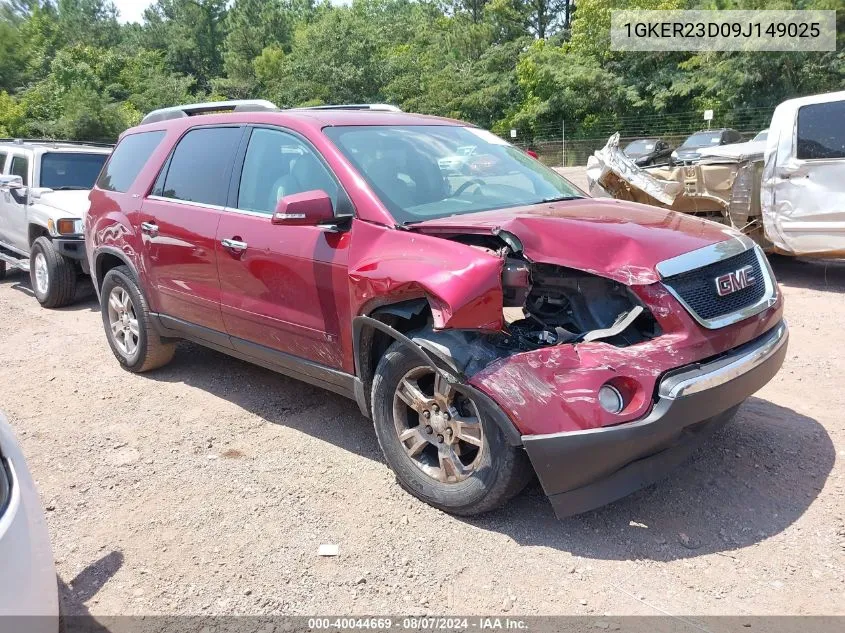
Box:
323 125 582 224
681 131 723 148
624 140 656 155
753 130 768 142
40 152 109 190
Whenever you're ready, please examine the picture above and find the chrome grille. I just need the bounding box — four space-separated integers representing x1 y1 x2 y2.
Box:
662 248 766 321
656 239 777 329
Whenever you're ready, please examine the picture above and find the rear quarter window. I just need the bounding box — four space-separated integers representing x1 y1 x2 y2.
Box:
97 130 166 193
797 100 845 160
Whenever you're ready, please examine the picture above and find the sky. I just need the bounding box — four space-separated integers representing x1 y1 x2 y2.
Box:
112 0 353 24
113 0 150 24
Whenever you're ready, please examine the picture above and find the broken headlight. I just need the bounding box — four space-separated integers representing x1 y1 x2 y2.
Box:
502 261 661 348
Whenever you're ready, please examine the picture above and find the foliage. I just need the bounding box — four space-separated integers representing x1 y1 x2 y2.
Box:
0 0 841 145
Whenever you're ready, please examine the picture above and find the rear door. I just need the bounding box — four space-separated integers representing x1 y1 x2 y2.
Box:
140 125 244 336
215 126 352 371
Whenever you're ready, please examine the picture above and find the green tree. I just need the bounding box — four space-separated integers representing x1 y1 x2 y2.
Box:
219 0 294 98
141 0 228 92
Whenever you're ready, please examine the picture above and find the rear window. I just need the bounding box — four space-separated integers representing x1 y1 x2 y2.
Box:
682 131 723 148
97 131 166 193
797 100 845 160
40 152 108 190
157 127 242 207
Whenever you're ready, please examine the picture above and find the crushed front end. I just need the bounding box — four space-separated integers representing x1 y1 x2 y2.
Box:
461 235 787 517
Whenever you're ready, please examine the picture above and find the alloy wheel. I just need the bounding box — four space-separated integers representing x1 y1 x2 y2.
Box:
107 286 139 356
392 366 485 483
33 252 49 295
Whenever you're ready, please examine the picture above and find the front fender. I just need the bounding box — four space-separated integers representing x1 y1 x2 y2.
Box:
347 220 504 331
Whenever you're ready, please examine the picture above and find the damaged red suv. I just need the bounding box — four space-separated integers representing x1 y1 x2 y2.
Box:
86 101 788 517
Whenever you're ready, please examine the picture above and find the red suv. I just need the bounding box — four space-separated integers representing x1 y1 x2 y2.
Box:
86 101 788 517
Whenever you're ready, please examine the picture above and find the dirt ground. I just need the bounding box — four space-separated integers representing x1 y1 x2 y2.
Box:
0 220 843 618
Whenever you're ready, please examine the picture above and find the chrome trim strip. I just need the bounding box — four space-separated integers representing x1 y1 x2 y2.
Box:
147 195 226 212
659 322 788 399
658 241 778 330
655 234 754 278
227 207 273 218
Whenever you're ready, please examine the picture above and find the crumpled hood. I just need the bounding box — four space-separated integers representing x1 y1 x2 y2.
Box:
35 190 91 218
407 198 736 285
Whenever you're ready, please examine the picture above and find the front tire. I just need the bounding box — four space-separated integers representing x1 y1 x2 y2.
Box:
30 236 77 308
100 265 175 372
371 341 531 516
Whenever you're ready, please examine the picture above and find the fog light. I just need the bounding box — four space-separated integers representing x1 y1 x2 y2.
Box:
598 384 624 414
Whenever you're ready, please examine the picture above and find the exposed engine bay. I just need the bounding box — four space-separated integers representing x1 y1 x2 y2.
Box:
443 234 661 353
501 259 660 350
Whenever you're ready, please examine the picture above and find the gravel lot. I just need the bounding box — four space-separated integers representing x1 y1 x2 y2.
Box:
1 221 843 618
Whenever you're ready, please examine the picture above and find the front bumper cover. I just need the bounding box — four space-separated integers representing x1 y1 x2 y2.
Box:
523 321 788 518
53 237 86 261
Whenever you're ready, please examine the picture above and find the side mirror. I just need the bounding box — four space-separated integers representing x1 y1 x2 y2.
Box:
525 149 539 159
0 175 24 190
272 190 334 226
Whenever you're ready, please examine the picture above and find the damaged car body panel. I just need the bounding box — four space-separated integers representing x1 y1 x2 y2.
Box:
586 133 770 247
347 182 785 517
406 197 737 285
593 89 845 258
347 218 506 332
762 90 845 256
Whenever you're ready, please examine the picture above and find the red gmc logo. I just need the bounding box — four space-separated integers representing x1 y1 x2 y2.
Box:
715 265 756 297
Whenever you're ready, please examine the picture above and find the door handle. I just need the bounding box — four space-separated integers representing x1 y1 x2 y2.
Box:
140 222 159 237
221 238 248 253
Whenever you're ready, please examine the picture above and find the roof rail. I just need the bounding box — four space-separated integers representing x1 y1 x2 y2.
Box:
0 138 114 148
292 104 403 113
141 100 280 125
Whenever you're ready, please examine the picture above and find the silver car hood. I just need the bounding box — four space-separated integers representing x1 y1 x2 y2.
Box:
35 190 91 218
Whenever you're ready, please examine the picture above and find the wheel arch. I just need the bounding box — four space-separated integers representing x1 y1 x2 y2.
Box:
28 223 49 247
352 300 522 446
94 248 137 296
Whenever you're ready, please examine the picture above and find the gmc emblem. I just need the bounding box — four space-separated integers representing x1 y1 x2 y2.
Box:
715 265 756 297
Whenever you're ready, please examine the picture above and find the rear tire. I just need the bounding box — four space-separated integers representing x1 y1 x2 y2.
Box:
371 341 531 516
100 265 176 372
30 236 77 308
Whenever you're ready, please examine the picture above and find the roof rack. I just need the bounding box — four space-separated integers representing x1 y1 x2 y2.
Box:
0 138 114 148
292 104 403 113
141 100 280 125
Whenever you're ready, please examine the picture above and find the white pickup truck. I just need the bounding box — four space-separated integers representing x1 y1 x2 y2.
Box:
0 139 112 307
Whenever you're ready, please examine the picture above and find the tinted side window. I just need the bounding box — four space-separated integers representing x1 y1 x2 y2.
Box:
10 155 29 186
237 128 339 215
162 127 242 206
97 131 166 193
0 152 7 172
797 101 845 160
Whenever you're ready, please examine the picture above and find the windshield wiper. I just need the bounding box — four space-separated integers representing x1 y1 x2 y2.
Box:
541 195 581 203
51 186 88 191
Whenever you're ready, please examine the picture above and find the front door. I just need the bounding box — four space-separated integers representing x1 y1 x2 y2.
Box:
216 126 351 370
140 125 244 335
0 153 31 249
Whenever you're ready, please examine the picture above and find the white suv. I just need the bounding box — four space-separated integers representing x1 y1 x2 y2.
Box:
0 139 111 307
